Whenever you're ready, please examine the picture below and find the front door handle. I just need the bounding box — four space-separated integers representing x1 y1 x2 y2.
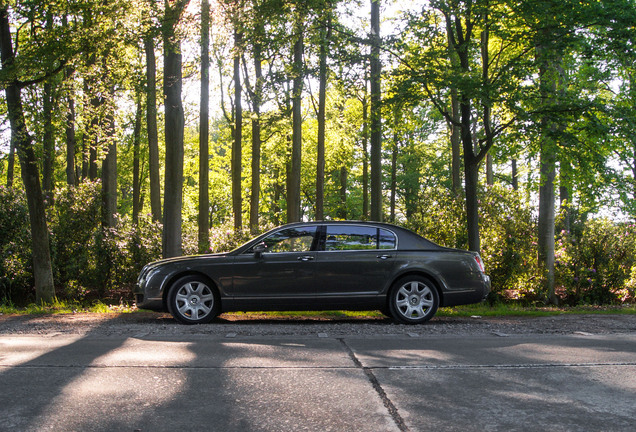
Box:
297 255 315 262
377 254 392 260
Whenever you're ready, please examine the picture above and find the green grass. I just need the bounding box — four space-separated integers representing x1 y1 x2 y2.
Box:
2 300 635 318
0 298 136 315
437 303 636 317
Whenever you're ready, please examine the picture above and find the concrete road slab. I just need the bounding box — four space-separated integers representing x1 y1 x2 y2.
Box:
345 334 636 368
0 365 399 432
374 365 636 432
2 333 635 431
0 335 354 368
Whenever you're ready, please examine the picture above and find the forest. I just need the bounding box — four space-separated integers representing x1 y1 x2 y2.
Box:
1 0 636 308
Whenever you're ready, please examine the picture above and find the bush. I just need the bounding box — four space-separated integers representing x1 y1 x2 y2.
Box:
0 186 33 303
49 181 102 299
555 218 636 304
479 186 539 302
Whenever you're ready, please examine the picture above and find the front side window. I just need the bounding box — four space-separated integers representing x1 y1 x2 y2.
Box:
259 226 317 253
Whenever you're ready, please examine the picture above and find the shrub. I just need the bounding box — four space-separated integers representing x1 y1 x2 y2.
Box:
555 218 636 304
49 181 101 299
0 186 33 303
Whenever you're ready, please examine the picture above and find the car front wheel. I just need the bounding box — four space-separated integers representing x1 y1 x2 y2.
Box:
167 275 220 325
389 276 439 324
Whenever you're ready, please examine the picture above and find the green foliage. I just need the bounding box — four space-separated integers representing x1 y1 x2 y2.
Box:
0 186 33 303
49 181 102 298
555 217 636 304
479 186 539 301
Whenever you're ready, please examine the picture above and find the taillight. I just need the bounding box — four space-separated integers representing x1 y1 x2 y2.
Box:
474 255 485 273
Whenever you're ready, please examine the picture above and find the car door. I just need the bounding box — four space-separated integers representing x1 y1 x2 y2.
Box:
314 225 397 300
230 226 319 304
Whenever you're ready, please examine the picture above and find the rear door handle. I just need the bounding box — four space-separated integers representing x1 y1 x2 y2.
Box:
297 255 315 262
377 254 392 260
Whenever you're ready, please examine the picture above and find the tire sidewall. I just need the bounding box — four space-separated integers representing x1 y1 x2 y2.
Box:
167 275 220 325
389 275 440 324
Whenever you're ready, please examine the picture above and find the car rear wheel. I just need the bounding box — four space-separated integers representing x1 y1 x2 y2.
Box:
389 276 439 324
167 275 220 325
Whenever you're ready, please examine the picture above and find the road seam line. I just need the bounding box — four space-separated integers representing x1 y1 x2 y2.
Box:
338 338 409 432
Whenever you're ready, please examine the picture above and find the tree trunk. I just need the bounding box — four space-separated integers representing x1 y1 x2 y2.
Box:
461 95 481 252
390 108 400 222
511 158 518 190
338 167 348 219
101 108 117 228
481 20 494 188
132 93 142 224
162 1 187 258
369 0 382 222
361 94 369 219
42 80 55 202
390 141 397 222
249 39 263 234
199 0 210 252
446 20 461 195
0 6 55 303
232 30 243 230
65 91 77 186
145 35 162 223
6 134 15 186
536 37 562 305
316 14 331 221
288 22 304 223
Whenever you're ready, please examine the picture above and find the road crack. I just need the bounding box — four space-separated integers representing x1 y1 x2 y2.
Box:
338 338 409 432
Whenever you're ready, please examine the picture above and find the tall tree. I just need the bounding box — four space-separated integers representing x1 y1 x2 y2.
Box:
244 3 264 233
287 12 304 223
315 9 332 221
132 92 143 224
64 66 77 186
0 3 55 303
101 101 117 228
369 0 382 221
162 0 189 258
198 0 210 252
145 34 162 223
232 28 243 229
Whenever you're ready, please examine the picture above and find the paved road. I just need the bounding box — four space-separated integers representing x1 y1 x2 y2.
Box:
1 332 635 432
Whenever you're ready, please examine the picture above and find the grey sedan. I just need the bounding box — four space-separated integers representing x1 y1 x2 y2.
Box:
135 221 491 324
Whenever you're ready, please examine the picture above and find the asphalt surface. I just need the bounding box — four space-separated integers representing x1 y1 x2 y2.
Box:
1 331 635 432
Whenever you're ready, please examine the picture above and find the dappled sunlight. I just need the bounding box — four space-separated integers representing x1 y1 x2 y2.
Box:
31 367 188 431
219 340 353 368
90 339 197 367
490 339 636 366
221 365 397 431
0 336 84 366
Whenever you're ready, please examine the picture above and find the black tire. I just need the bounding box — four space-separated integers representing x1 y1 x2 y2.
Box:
388 275 439 324
167 275 220 325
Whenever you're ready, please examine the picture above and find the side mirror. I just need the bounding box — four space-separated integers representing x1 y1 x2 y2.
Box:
253 242 267 259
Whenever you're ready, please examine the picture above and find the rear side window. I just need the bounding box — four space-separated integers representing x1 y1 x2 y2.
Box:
324 226 396 251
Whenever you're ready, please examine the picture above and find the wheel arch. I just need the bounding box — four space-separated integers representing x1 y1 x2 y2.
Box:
385 270 446 309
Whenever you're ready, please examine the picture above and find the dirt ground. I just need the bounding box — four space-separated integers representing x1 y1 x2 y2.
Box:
1 311 635 338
